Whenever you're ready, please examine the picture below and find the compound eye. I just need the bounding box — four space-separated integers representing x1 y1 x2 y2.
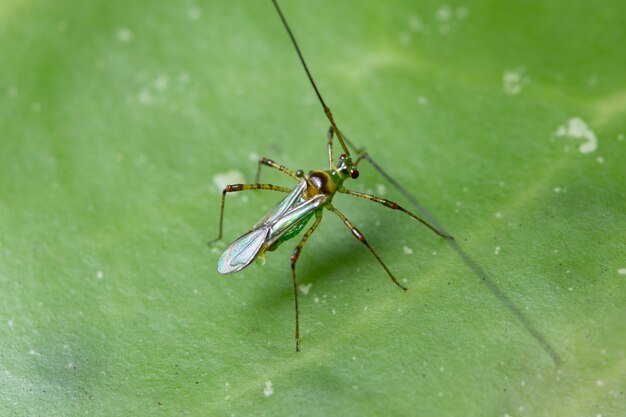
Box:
295 169 304 177
350 169 360 179
339 154 347 161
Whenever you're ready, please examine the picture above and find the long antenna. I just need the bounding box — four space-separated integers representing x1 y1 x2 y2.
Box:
271 0 351 156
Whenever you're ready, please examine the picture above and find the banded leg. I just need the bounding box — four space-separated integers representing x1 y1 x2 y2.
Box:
290 211 323 352
208 183 291 244
326 204 407 291
339 187 452 239
255 158 301 183
327 126 336 169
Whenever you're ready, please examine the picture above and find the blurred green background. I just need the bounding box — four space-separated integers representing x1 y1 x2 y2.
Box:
1 0 624 415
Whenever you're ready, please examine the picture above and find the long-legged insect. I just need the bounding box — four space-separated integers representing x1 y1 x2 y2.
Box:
209 0 452 351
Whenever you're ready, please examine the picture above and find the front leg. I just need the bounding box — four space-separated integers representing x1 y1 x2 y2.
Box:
255 158 300 183
208 183 290 245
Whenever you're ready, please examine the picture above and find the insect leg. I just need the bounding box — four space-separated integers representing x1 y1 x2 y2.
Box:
208 183 291 245
290 210 323 352
351 151 454 239
255 158 300 183
326 204 407 291
327 126 336 169
339 187 452 239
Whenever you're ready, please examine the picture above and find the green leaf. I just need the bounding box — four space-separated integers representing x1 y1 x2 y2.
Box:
1 0 624 416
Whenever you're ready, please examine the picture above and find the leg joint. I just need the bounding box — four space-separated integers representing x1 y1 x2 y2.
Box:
382 199 399 209
290 249 300 265
351 228 365 241
225 184 242 192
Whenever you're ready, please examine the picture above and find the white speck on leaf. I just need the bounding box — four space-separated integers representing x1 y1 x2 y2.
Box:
495 246 501 255
596 156 604 164
618 268 626 275
417 95 429 106
314 297 320 304
495 212 502 219
263 380 273 397
555 117 598 154
503 69 528 95
154 74 169 91
187 7 202 20
298 283 312 295
116 28 133 42
96 271 104 280
436 6 452 21
376 184 386 196
595 379 604 387
403 246 413 255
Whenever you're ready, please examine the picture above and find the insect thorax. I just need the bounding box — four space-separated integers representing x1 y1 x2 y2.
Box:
306 170 342 198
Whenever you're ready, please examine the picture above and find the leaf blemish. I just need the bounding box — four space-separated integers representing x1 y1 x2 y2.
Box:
555 117 598 154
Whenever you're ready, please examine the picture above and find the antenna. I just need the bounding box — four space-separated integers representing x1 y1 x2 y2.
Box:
271 0 352 157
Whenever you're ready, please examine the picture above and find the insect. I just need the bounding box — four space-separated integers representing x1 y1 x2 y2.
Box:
209 0 452 351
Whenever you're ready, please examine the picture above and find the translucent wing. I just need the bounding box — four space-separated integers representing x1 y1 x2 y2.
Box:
253 180 307 228
217 183 328 275
218 226 271 274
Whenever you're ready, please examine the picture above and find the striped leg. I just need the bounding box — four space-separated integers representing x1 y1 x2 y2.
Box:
290 210 323 352
255 158 301 183
326 204 407 291
339 188 452 239
208 183 291 245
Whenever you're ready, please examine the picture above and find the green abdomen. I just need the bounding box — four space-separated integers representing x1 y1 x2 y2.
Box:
267 211 315 251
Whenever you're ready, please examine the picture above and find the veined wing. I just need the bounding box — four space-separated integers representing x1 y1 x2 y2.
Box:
267 193 327 245
218 226 270 274
218 192 328 275
253 180 307 228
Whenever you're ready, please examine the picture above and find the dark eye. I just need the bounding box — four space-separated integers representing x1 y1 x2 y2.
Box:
350 169 359 179
339 154 347 161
